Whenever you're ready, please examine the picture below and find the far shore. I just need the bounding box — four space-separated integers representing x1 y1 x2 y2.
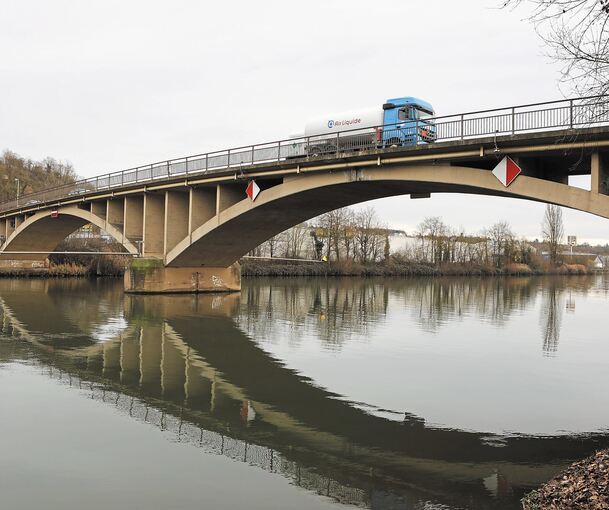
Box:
240 258 593 278
0 258 599 279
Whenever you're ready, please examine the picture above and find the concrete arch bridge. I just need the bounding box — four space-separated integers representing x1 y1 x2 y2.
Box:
1 96 609 292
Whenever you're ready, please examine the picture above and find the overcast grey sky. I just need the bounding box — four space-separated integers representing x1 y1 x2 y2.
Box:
1 0 605 243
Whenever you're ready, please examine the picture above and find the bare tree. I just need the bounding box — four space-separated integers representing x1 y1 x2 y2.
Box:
511 239 534 264
283 222 309 258
542 204 565 264
262 233 284 258
353 207 385 263
339 208 356 260
503 0 609 95
485 221 515 267
416 217 448 263
247 245 262 257
318 208 352 260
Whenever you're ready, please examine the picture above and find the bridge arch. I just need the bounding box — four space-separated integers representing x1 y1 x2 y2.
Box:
167 163 609 267
0 207 139 259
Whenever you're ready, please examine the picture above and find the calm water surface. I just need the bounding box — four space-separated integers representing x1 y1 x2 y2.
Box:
0 276 608 509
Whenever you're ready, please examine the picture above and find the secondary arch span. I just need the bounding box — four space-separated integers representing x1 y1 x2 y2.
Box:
167 163 609 267
0 207 139 259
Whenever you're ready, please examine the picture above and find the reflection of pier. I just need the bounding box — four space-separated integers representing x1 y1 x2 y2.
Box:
0 279 607 509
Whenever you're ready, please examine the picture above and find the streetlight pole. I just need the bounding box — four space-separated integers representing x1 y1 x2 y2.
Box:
14 178 19 205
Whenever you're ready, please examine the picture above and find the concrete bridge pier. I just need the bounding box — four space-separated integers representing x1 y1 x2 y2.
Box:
124 258 241 294
121 184 242 293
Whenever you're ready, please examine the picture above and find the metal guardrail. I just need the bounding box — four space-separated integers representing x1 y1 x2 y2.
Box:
2 95 609 215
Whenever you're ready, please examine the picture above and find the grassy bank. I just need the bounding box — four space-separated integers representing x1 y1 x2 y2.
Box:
0 241 128 278
0 262 123 278
240 259 591 277
0 258 592 279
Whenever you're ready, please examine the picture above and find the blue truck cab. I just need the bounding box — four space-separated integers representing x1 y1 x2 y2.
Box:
381 97 435 146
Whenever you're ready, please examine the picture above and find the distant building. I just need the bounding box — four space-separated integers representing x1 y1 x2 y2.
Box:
593 255 609 269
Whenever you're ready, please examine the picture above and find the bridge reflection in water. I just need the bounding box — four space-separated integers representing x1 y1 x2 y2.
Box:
0 277 607 509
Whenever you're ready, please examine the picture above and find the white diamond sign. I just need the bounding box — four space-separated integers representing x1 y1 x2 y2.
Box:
246 180 260 201
492 156 522 187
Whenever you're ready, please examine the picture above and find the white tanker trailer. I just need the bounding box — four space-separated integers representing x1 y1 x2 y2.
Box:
288 96 435 157
304 107 384 137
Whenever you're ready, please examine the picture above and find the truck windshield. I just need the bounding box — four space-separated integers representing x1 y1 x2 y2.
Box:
398 107 434 121
413 108 433 120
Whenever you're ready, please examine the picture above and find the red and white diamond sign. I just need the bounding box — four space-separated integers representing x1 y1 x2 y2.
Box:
492 156 521 187
246 180 260 201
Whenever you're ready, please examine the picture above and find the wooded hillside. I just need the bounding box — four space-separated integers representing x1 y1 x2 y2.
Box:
0 150 77 202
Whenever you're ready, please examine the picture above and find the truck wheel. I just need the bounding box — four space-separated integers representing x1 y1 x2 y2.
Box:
308 145 323 157
386 138 400 148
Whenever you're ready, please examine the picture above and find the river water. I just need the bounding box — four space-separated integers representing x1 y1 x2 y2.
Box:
0 276 608 509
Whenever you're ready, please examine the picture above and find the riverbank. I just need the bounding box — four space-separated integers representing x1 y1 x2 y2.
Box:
522 449 609 509
0 258 593 278
240 259 591 277
0 260 124 278
0 263 96 278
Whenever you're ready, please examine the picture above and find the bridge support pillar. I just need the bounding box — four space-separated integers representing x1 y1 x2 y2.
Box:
124 258 240 294
591 152 609 195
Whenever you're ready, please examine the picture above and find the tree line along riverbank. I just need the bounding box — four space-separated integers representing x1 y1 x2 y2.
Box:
239 258 591 277
0 256 593 279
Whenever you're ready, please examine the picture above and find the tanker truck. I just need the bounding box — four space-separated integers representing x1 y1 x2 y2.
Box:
289 96 435 157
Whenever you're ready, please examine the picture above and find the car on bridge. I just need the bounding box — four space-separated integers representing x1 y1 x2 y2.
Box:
68 188 89 196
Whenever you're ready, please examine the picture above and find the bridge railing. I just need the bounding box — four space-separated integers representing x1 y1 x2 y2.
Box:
2 95 609 214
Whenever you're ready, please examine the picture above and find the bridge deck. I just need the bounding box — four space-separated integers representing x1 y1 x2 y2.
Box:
1 93 609 217
1 125 608 218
